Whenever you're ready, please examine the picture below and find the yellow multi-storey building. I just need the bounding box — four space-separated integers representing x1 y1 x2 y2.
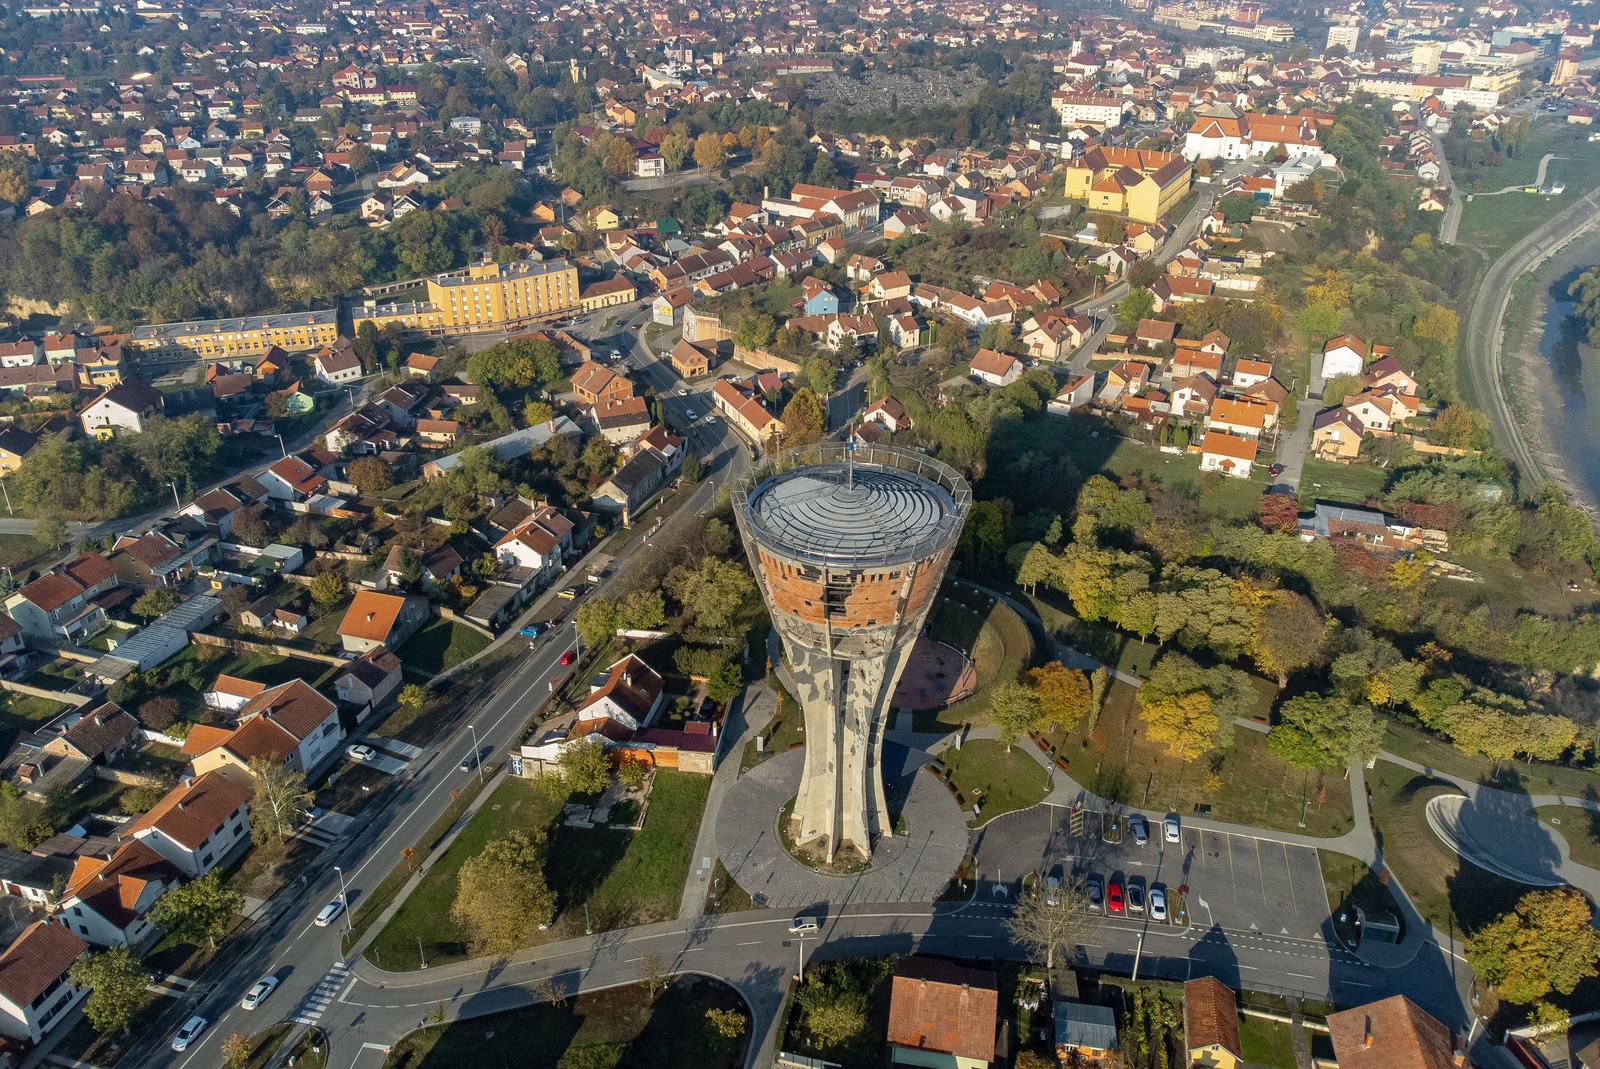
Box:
127 310 340 360
1062 146 1193 224
354 257 581 334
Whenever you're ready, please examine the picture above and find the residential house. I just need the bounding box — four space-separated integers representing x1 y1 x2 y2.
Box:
204 674 267 714
332 646 403 717
314 346 363 385
337 590 429 654
78 381 164 439
800 276 840 315
186 678 343 777
593 396 653 445
257 455 327 501
1206 397 1269 439
579 277 637 311
1054 999 1119 1063
1048 373 1097 416
1326 996 1466 1069
571 362 634 406
1184 977 1243 1069
1320 334 1372 380
120 769 252 878
44 703 140 769
0 427 37 474
1312 408 1366 460
1231 359 1274 389
711 379 784 446
863 396 909 433
969 349 1023 387
4 553 118 642
886 957 999 1069
0 921 88 1043
1199 430 1259 478
591 428 684 524
58 839 179 947
669 339 714 379
574 655 664 730
405 353 440 381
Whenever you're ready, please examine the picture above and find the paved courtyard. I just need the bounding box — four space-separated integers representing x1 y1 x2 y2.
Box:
717 743 969 908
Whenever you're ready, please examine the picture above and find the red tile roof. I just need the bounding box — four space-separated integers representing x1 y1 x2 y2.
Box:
1327 997 1462 1069
121 770 252 850
886 958 998 1063
0 921 86 1009
1183 977 1241 1057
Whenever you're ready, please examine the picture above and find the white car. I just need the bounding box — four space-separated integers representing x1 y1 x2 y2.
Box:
1149 886 1168 922
678 387 690 396
240 975 279 1010
685 410 698 421
1130 815 1149 847
1164 814 1181 843
346 744 377 762
788 915 819 934
315 899 345 927
171 1015 209 1052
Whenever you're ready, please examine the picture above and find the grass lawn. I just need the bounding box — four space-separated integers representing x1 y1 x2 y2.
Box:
25 658 84 691
382 977 749 1069
703 857 755 914
1297 458 1389 506
938 739 1050 825
1028 590 1160 679
743 677 804 773
366 777 564 970
369 770 709 970
1048 420 1268 523
398 618 490 675
548 770 710 931
1533 805 1600 871
0 533 52 575
0 689 68 751
1036 682 1353 836
1366 767 1527 939
299 597 353 647
912 582 1035 733
1378 717 1600 797
1239 1015 1298 1069
1430 551 1596 618
1320 850 1405 947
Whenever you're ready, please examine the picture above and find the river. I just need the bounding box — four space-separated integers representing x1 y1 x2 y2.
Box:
1508 233 1600 509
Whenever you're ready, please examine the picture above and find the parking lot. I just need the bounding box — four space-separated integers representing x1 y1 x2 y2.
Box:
975 806 1331 939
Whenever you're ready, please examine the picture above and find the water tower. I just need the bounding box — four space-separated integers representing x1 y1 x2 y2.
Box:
732 442 971 862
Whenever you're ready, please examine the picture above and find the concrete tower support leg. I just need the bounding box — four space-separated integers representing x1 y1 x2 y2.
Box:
788 643 845 853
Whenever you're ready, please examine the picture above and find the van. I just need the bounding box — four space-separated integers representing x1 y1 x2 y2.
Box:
787 916 819 934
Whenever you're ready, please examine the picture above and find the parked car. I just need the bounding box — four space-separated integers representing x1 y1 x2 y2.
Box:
315 899 345 927
171 1016 209 1052
678 387 691 396
1127 877 1146 914
240 976 279 1011
518 624 543 638
559 649 577 666
1164 814 1181 843
1149 885 1168 922
1086 874 1104 914
1131 815 1149 847
1045 864 1063 906
1108 879 1125 915
788 915 819 934
346 744 376 763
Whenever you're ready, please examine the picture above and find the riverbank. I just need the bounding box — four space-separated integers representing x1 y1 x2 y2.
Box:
1504 233 1600 510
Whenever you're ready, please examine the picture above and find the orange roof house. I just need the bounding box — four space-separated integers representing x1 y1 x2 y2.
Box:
886 958 998 1067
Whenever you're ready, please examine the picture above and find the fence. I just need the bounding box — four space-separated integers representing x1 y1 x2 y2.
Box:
189 631 346 666
93 765 164 788
0 678 92 707
731 344 802 375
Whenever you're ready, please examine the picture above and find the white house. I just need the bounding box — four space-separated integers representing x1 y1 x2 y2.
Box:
121 770 252 878
969 348 1024 387
0 921 88 1043
1198 429 1259 479
257 455 327 501
78 381 164 439
1319 334 1370 379
188 679 343 776
203 674 267 713
58 840 179 947
315 347 362 385
1052 90 1128 129
863 396 909 433
1048 373 1097 416
575 655 664 730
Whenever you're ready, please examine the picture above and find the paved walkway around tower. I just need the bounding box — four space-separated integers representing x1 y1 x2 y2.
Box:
715 743 970 908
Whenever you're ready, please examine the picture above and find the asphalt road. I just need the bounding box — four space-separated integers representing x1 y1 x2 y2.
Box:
1459 182 1600 487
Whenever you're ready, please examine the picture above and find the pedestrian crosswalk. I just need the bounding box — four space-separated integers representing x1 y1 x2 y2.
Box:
291 962 349 1025
292 823 341 849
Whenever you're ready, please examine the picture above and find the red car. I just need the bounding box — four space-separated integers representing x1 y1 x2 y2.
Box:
559 649 577 666
1107 879 1125 915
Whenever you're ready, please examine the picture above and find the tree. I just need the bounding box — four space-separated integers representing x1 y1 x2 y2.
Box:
680 452 706 482
132 587 180 620
545 738 610 796
693 132 724 171
1028 662 1092 729
640 951 669 998
991 682 1042 751
706 1007 748 1040
37 514 69 550
1249 592 1328 687
1007 876 1094 971
450 829 556 957
231 508 270 547
780 387 825 447
347 456 392 494
138 696 182 733
70 947 147 1036
247 756 312 844
617 759 649 790
1467 888 1600 1006
661 132 690 170
523 400 555 427
149 871 242 949
1267 693 1384 769
668 556 755 633
221 1032 251 1069
532 975 568 1005
795 970 870 1049
1139 690 1217 762
1114 287 1155 331
309 570 347 607
706 660 744 704
398 684 429 709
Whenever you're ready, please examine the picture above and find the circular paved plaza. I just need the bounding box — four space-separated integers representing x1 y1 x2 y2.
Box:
1425 794 1564 886
717 743 969 908
891 637 976 711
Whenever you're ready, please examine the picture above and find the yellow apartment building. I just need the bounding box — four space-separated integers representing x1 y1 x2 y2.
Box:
1063 146 1193 224
127 310 340 360
354 257 581 334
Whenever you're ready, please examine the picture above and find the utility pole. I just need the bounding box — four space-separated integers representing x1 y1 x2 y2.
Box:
1131 932 1145 981
468 723 484 784
417 935 427 969
0 477 11 516
277 433 289 459
168 480 181 509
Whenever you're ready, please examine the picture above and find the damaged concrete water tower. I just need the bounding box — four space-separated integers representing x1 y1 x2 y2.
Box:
733 441 970 862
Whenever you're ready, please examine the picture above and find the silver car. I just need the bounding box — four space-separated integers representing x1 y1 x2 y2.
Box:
1149 885 1168 922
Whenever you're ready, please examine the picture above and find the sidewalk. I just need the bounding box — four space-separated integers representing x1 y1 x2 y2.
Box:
677 682 778 918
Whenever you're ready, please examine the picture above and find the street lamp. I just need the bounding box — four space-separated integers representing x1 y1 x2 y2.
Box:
334 864 351 936
468 723 484 784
